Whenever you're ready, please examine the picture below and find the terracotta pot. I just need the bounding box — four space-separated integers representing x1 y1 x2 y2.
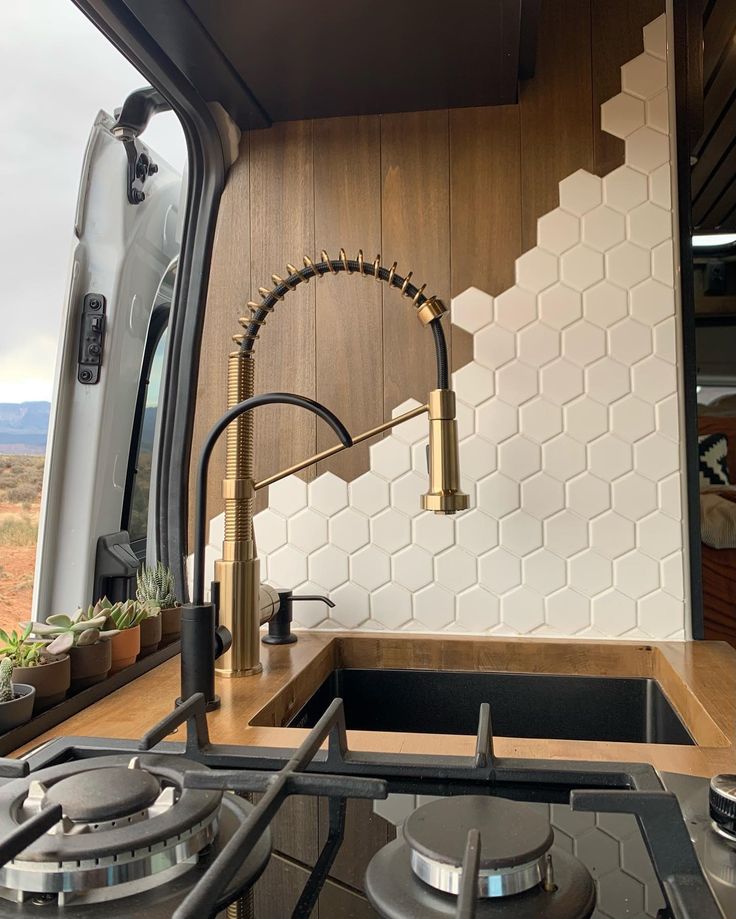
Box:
108 625 141 674
12 654 70 713
139 615 162 657
0 683 35 733
69 641 111 691
160 606 182 644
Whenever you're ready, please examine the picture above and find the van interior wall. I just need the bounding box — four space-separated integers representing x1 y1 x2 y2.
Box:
188 0 665 541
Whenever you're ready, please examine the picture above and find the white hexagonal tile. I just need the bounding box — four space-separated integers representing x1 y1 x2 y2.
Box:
654 316 676 363
631 355 677 402
609 317 652 366
451 287 494 333
453 362 495 407
392 545 434 591
208 512 225 548
586 357 630 404
309 544 349 590
606 242 651 287
567 472 610 518
659 472 682 519
501 586 545 633
629 278 675 324
622 52 667 100
456 509 498 555
582 206 626 252
495 361 538 406
628 201 671 249
635 432 679 481
590 511 636 559
457 399 475 440
589 433 633 481
516 246 558 293
545 509 589 557
477 472 520 517
498 435 541 481
559 170 602 215
639 591 683 638
413 583 455 629
646 89 669 134
370 437 411 481
537 208 580 255
626 126 669 173
649 162 672 209
309 471 348 516
479 547 521 594
371 582 412 629
638 512 681 560
499 510 543 557
391 472 426 518
591 588 637 635
495 286 537 331
456 586 499 631
268 545 308 588
476 399 518 442
540 359 584 405
582 281 627 328
351 545 391 590
543 434 586 481
269 476 308 516
601 92 646 139
569 550 612 597
546 588 590 633
560 245 605 291
436 546 477 592
459 435 497 481
475 324 516 370
288 508 328 554
371 508 411 553
392 398 430 444
521 473 565 519
330 582 370 628
254 509 288 554
538 284 583 329
644 14 667 59
652 240 674 286
413 513 456 554
563 320 606 367
329 508 369 553
349 472 390 517
614 551 660 599
656 393 679 441
662 552 684 599
603 165 649 213
517 322 560 366
524 549 566 593
609 396 655 444
612 472 658 521
291 585 333 628
565 397 608 443
519 398 563 445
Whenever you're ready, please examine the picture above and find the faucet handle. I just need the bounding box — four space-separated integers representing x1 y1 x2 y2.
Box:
261 590 334 645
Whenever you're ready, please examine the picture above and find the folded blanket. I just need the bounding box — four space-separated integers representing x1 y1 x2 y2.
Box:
701 492 736 549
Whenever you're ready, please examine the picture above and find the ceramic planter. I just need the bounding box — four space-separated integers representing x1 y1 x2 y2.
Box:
0 683 35 733
139 615 162 657
108 625 141 674
160 606 182 645
12 654 70 713
69 641 112 691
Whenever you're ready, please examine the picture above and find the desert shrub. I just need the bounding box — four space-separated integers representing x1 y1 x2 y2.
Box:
0 514 37 546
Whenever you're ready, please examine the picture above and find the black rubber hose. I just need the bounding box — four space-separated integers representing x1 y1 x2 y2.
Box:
242 258 450 390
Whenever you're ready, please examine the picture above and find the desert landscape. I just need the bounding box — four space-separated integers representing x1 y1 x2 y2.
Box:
0 454 44 634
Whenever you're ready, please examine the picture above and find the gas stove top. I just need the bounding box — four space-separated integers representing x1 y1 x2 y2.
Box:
0 693 731 918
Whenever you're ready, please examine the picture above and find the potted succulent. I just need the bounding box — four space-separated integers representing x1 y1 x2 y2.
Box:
99 598 146 673
138 605 163 658
0 623 70 712
0 657 35 733
137 562 181 645
25 605 115 691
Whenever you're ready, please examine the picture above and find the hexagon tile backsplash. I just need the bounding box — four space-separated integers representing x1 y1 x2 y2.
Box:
200 14 687 640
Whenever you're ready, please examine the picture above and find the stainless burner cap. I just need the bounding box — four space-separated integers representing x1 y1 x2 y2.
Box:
710 774 736 840
45 766 162 822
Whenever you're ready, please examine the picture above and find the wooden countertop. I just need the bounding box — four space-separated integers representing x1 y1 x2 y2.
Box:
12 633 736 777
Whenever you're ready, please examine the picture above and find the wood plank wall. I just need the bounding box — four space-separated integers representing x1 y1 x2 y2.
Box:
189 0 664 533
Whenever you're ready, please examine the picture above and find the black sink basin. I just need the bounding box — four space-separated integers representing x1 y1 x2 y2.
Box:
286 668 694 745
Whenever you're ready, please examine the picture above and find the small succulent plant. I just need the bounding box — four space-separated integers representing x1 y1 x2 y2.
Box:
99 598 146 632
23 601 118 656
0 623 46 668
0 658 13 703
136 562 178 610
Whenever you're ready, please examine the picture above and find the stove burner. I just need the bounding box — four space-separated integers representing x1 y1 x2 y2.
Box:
44 765 161 823
404 796 554 898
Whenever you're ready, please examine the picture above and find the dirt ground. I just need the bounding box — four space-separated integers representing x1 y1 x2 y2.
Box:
0 545 36 632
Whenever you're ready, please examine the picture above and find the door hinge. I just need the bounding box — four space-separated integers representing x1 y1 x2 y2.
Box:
77 293 106 385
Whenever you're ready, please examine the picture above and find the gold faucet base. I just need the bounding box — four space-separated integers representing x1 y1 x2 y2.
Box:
215 662 263 678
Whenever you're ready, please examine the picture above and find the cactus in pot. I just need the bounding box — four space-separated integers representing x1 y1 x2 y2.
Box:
100 599 145 673
0 655 35 733
0 623 71 712
0 658 12 704
137 562 181 644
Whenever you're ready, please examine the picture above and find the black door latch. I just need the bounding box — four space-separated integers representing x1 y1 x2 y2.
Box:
77 293 106 384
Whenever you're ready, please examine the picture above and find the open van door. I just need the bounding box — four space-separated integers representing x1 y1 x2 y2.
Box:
33 91 183 619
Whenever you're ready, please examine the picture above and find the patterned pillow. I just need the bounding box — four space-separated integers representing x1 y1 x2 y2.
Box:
699 433 730 488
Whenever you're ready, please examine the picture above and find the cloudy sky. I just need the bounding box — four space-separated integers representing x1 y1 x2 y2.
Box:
0 0 187 403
